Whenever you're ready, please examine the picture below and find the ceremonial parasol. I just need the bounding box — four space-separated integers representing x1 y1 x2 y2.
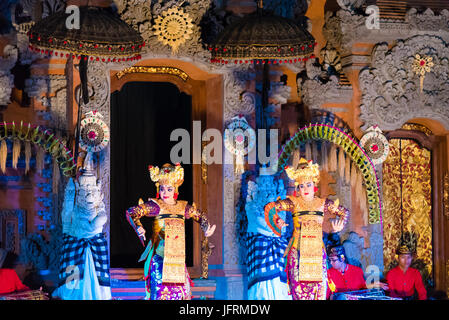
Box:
210 0 316 168
27 3 144 158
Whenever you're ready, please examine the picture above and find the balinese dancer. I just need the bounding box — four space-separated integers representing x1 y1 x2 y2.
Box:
126 163 215 300
263 158 350 300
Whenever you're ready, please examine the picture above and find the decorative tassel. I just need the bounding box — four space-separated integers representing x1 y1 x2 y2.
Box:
345 156 351 184
305 142 312 160
329 144 337 172
36 147 45 175
12 139 20 170
174 193 178 200
293 189 297 197
338 147 345 179
0 140 7 174
25 141 31 174
321 142 328 172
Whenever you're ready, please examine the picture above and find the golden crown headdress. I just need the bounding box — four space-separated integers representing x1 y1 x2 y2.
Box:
148 163 184 197
285 158 320 187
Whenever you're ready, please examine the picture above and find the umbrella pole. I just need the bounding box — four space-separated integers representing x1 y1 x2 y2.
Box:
256 61 270 171
74 55 89 162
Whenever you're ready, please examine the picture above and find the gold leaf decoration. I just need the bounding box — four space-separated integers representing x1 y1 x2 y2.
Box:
382 139 432 277
412 54 434 92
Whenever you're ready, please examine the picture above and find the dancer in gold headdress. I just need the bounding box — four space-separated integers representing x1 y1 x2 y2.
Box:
126 163 215 300
264 158 350 300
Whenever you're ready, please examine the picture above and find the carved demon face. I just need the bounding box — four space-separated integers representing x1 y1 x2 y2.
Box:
76 174 103 212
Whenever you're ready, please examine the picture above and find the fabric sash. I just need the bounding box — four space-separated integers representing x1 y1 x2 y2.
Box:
162 217 186 283
298 212 324 282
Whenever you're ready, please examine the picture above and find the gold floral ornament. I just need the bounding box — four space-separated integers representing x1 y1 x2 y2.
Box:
412 54 434 92
153 6 194 54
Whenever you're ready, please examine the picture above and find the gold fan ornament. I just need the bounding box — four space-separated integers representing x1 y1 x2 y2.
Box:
153 6 194 54
412 54 434 92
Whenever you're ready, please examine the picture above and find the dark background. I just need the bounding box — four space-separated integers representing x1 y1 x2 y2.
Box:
110 81 193 268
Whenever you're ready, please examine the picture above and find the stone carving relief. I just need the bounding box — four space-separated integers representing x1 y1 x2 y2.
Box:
82 61 111 241
269 81 291 106
324 4 449 58
336 0 366 13
300 58 352 111
342 224 384 276
359 35 449 131
405 8 449 33
323 9 366 56
24 74 67 127
114 0 212 61
0 45 18 105
61 153 107 239
223 67 256 122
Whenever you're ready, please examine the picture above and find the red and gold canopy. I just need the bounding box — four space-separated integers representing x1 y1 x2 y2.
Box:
28 6 144 62
209 9 316 65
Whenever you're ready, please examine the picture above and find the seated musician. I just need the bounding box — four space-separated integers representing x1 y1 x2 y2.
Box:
326 245 366 299
0 248 30 295
385 239 427 300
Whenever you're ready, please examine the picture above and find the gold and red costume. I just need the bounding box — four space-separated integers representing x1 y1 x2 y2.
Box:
125 163 211 300
264 159 350 300
265 196 349 300
126 198 210 300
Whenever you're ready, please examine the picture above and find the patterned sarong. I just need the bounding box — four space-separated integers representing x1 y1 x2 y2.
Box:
246 232 288 289
287 247 328 300
59 233 110 287
148 254 191 300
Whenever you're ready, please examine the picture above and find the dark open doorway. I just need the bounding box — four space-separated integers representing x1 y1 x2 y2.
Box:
110 81 193 268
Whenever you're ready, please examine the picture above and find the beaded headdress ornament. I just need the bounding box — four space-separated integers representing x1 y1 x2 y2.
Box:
285 158 320 186
148 163 184 199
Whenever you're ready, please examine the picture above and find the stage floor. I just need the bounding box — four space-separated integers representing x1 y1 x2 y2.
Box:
110 268 217 300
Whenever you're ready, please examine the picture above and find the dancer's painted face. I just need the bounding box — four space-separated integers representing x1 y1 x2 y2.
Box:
160 184 175 202
298 180 315 200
